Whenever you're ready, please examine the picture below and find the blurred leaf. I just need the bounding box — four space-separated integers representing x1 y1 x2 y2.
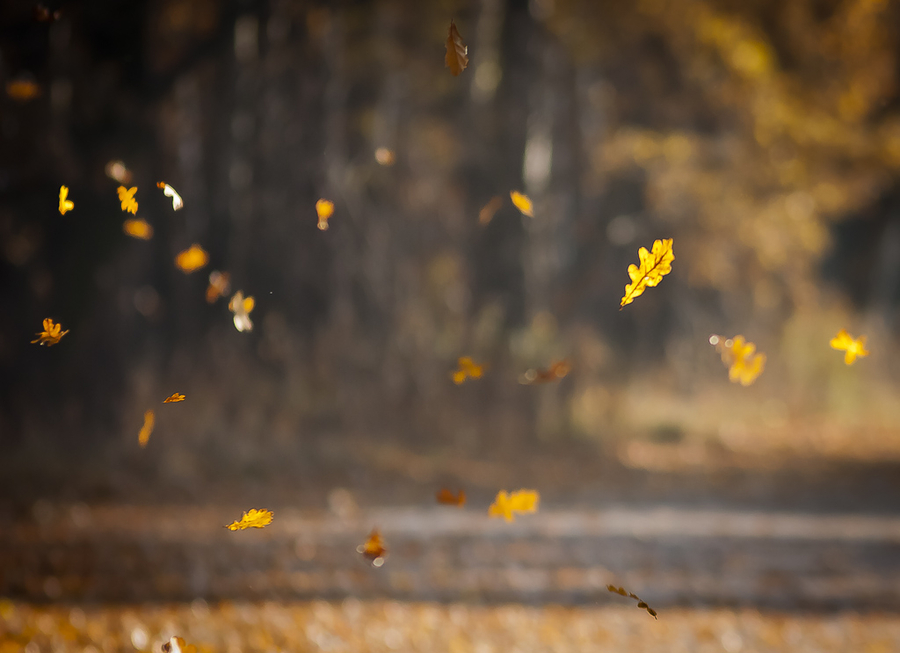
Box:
436 488 466 506
489 489 539 522
445 20 468 76
229 291 255 332
6 79 41 101
479 196 503 225
117 186 138 214
620 238 674 308
138 410 154 448
175 244 209 273
357 529 386 566
316 199 334 231
58 186 74 215
711 335 766 386
226 508 273 530
123 219 153 240
163 393 185 403
830 329 869 365
206 271 231 303
157 182 183 211
510 191 533 217
162 636 197 653
519 360 571 385
452 356 484 385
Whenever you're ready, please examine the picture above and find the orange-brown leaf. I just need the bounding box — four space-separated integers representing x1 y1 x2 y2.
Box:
206 271 231 303
6 79 41 101
226 508 273 531
445 20 468 76
436 488 466 506
830 329 869 365
519 360 571 385
479 196 503 226
123 219 153 240
606 584 658 619
163 393 185 403
31 318 69 346
357 529 387 566
138 410 154 448
117 186 138 214
175 244 209 273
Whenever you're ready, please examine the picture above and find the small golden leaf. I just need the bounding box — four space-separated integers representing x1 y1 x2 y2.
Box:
510 191 533 217
175 244 209 273
452 356 485 385
445 20 468 76
31 318 69 346
58 186 74 215
163 393 185 403
620 238 674 308
138 410 155 448
123 219 153 240
117 186 138 214
316 199 334 231
226 508 274 531
710 335 766 386
488 489 539 522
829 329 869 365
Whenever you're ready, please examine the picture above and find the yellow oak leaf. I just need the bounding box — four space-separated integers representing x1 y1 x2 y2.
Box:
117 186 138 214
226 508 273 530
510 190 533 217
620 238 674 308
138 409 154 448
452 356 484 385
157 182 184 211
123 218 153 240
31 318 69 346
316 199 334 231
488 489 539 522
163 393 185 403
357 529 387 566
175 243 209 273
710 335 766 386
830 329 869 365
606 584 658 619
58 185 74 215
229 291 255 332
445 20 468 76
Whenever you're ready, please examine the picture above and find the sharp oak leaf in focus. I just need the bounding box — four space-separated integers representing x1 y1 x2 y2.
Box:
117 186 138 214
226 508 274 530
489 489 539 522
620 238 674 308
830 329 869 365
445 20 468 76
31 318 68 346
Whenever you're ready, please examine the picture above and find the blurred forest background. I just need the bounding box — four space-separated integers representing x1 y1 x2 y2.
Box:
2 0 900 507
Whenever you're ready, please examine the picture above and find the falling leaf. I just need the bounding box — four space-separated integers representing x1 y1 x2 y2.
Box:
374 148 395 166
710 335 766 386
104 160 132 184
156 182 184 211
510 191 533 217
138 410 154 448
606 585 658 619
175 244 209 273
163 393 185 403
7 79 41 101
58 185 74 215
479 196 503 226
31 318 68 346
436 488 466 506
445 20 468 76
206 271 232 303
123 219 153 240
519 360 571 385
830 329 869 365
357 529 387 566
316 199 334 231
452 356 485 385
226 508 273 531
162 636 197 653
489 489 539 522
117 186 139 214
229 291 255 332
620 238 674 308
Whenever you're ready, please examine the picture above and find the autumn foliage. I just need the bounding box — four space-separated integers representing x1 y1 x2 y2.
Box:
620 238 674 308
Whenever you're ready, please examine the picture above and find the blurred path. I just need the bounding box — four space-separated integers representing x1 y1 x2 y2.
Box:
3 504 900 610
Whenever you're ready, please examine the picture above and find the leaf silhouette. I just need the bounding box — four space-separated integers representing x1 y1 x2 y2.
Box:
123 219 153 240
606 584 658 619
445 20 468 76
226 508 274 530
620 238 674 308
117 186 138 214
510 191 533 217
138 410 154 448
489 489 539 522
830 329 869 365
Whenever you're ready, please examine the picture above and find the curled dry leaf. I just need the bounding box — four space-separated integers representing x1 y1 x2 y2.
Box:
519 360 571 385
357 529 387 566
163 393 185 403
58 186 74 215
123 219 153 240
117 186 138 214
138 410 154 448
710 335 766 386
31 318 68 346
445 20 468 76
606 584 658 619
510 191 533 217
620 238 674 308
830 329 869 365
229 291 255 332
316 199 334 231
436 488 466 506
452 356 484 385
175 244 209 273
226 508 274 531
206 271 231 303
157 182 184 211
489 489 539 522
